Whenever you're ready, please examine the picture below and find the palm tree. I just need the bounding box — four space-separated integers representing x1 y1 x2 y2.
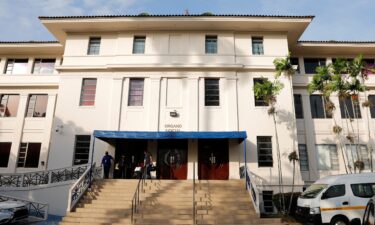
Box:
253 79 286 212
287 151 299 215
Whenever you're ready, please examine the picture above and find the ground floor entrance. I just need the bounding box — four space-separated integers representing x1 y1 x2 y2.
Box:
198 139 229 180
157 139 188 180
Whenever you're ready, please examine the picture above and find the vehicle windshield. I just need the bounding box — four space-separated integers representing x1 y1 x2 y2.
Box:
300 184 328 199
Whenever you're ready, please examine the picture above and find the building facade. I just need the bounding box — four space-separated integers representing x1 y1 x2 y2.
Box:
1 15 375 194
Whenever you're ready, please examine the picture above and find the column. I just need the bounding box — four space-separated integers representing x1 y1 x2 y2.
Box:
148 77 161 131
0 57 7 74
187 139 198 179
187 77 199 131
42 93 57 170
107 77 124 130
226 77 238 130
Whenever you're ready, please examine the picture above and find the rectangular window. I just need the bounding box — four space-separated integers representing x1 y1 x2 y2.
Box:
351 183 375 198
345 145 370 170
87 37 101 55
26 94 48 118
257 136 273 167
204 79 220 106
17 143 41 168
368 95 375 118
254 78 269 106
5 59 28 74
298 144 309 171
316 144 339 171
290 57 300 73
0 94 19 117
80 78 97 106
128 79 145 106
33 59 55 74
74 135 91 165
310 95 332 118
0 142 12 167
294 94 304 119
252 37 264 55
132 36 146 54
262 191 274 213
205 35 217 54
339 95 361 119
304 58 326 74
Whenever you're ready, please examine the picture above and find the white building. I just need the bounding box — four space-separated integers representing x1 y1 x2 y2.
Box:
1 14 375 207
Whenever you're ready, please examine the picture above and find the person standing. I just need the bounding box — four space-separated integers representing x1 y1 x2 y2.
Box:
118 155 126 179
101 151 113 179
143 150 153 179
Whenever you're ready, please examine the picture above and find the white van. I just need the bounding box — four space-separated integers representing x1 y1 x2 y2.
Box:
296 173 375 225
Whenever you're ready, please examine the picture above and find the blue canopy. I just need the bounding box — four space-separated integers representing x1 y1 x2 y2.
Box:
93 130 247 142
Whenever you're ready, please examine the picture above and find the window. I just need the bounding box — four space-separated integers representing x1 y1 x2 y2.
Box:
5 59 28 74
323 185 345 199
345 145 370 170
204 79 220 106
33 59 55 74
290 57 300 73
132 36 146 54
254 78 268 106
128 79 144 106
80 78 97 106
205 35 217 54
368 95 375 118
363 59 374 65
73 135 91 165
257 136 273 167
298 144 309 171
252 37 264 55
339 95 361 119
310 95 332 118
262 191 274 213
316 144 339 171
17 143 41 168
0 142 12 167
351 183 375 198
0 94 19 117
26 94 48 117
87 37 101 55
304 58 326 74
294 94 303 119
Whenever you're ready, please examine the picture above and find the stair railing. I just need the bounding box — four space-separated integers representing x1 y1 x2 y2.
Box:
131 167 146 224
0 164 91 188
246 168 261 214
0 194 48 221
193 161 196 225
66 163 102 211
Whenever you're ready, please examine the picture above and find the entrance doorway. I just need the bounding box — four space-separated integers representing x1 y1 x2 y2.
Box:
157 139 188 179
115 139 147 179
198 139 229 180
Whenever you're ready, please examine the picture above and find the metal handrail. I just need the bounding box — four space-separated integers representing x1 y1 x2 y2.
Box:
66 163 102 211
131 167 146 224
0 194 49 221
0 164 91 188
193 161 196 225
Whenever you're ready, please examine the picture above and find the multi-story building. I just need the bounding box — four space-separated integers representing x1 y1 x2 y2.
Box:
1 14 375 215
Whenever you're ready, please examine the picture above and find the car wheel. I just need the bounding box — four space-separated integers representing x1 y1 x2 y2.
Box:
331 216 349 225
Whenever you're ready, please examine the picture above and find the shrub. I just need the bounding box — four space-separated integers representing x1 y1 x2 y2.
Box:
272 192 301 215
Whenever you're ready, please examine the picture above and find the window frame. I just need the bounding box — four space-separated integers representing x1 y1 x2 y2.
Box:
316 144 339 171
294 94 304 119
132 36 146 54
73 135 91 165
204 78 220 106
298 144 309 171
32 58 56 74
251 37 264 55
26 94 48 118
368 95 375 118
322 184 346 199
304 58 326 74
128 78 145 106
5 59 29 74
205 35 218 54
257 136 273 167
87 37 101 55
350 183 375 198
79 78 97 106
254 78 269 107
309 95 332 119
290 57 300 73
0 94 20 117
339 95 361 119
0 142 12 168
17 142 41 168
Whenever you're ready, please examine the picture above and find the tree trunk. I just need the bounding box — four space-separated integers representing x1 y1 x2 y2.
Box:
288 160 295 215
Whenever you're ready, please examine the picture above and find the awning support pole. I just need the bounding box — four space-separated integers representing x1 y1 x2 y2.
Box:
89 136 96 188
244 139 247 189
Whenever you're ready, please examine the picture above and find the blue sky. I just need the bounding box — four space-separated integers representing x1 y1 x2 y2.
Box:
0 0 374 41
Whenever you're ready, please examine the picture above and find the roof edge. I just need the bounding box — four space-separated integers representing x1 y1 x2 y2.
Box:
0 41 59 44
299 40 375 44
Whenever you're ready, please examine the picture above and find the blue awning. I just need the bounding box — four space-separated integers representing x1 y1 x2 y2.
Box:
93 130 247 142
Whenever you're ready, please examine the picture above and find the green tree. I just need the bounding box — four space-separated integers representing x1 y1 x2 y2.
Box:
287 151 299 215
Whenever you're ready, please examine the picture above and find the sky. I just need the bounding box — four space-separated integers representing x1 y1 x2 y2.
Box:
0 0 374 41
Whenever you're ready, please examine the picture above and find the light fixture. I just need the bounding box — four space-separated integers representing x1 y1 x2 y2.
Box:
170 110 179 117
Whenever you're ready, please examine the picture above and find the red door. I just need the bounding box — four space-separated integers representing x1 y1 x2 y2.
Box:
198 139 229 180
157 140 187 180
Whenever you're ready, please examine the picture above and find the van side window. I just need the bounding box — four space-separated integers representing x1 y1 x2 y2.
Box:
323 185 345 199
351 183 375 198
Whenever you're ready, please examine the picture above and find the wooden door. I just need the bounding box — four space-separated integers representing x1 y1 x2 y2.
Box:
157 140 187 180
198 139 229 180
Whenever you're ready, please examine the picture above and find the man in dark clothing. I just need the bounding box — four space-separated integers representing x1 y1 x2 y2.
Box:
118 155 126 179
143 150 153 179
101 151 113 179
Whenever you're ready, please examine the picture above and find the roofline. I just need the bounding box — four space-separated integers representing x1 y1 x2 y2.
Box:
39 14 315 20
298 40 375 44
0 41 59 44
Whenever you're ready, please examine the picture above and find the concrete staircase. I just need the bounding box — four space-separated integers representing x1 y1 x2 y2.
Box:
59 179 294 225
